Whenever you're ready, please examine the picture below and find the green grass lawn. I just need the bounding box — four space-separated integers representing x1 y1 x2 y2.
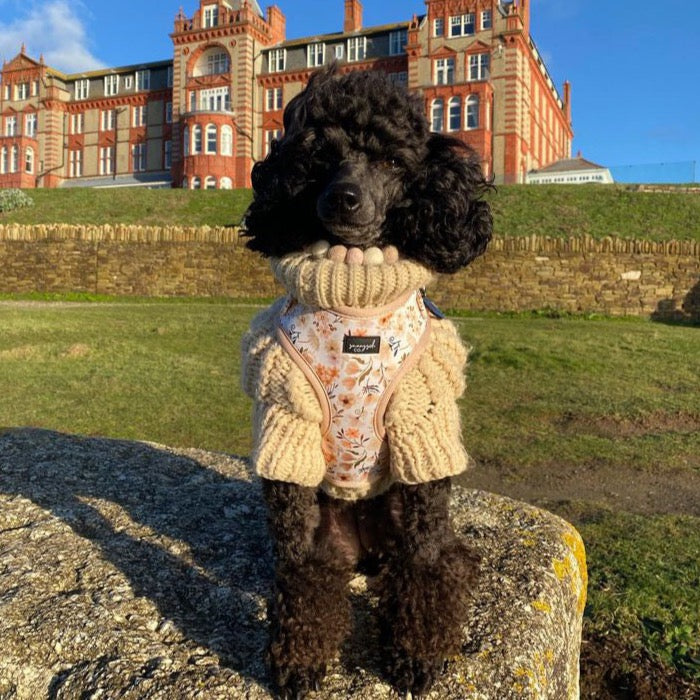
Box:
2 185 700 241
0 299 698 688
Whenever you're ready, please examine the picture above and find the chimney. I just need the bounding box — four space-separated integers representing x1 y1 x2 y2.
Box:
344 0 363 33
267 5 286 44
563 80 572 125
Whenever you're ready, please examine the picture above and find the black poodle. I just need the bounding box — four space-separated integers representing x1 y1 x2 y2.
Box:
241 66 492 698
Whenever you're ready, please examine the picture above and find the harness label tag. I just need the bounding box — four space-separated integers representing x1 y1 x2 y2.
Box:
343 335 381 355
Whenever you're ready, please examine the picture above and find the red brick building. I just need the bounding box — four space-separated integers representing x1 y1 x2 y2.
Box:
0 0 572 189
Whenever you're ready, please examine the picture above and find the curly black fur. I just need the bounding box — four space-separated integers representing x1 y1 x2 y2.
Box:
251 67 487 698
244 66 493 272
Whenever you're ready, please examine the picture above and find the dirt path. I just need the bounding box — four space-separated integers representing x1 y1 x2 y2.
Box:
457 460 700 517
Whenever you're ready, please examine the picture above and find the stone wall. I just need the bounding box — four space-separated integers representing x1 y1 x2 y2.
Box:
0 225 698 319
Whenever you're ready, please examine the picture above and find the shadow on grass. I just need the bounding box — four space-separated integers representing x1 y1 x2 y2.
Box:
0 427 272 690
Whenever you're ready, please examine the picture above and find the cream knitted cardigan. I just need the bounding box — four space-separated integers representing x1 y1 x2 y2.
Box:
241 251 470 500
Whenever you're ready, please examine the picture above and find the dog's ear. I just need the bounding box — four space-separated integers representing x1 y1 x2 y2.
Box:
389 135 493 274
243 70 340 256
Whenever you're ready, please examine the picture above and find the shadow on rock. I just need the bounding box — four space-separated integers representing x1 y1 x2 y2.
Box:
0 428 273 692
652 277 700 325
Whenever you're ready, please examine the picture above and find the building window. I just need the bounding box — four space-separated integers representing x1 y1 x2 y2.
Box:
136 69 150 91
481 10 492 30
220 176 232 189
192 176 201 190
221 125 233 156
388 71 408 86
469 53 490 81
266 87 283 111
434 18 444 37
0 147 6 174
164 140 172 169
435 57 455 85
69 149 82 177
165 102 173 123
124 76 133 90
192 125 202 154
205 176 217 189
25 147 34 173
104 74 119 96
132 105 147 127
269 48 286 72
189 91 197 112
183 126 190 156
99 147 113 175
466 94 480 129
5 116 17 137
389 29 408 56
334 44 344 60
16 82 29 100
207 52 230 75
75 79 89 100
70 113 84 134
25 113 38 138
265 129 282 156
307 43 325 68
11 145 19 172
347 36 367 62
32 80 39 96
203 4 218 27
167 66 173 87
200 87 230 111
450 13 475 37
206 124 217 153
132 143 146 172
448 97 461 131
430 99 444 132
101 109 116 131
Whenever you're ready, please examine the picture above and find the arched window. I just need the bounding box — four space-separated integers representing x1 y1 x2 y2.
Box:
219 176 232 189
25 147 34 173
0 147 7 174
430 99 444 132
192 125 202 154
221 125 233 156
192 176 201 189
466 95 479 130
11 145 19 172
183 126 190 156
448 97 461 132
206 124 217 154
205 176 216 189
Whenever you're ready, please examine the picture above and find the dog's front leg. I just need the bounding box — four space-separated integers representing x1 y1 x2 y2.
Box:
379 478 480 698
262 479 353 699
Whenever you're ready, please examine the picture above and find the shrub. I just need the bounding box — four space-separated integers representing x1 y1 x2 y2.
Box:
0 189 34 213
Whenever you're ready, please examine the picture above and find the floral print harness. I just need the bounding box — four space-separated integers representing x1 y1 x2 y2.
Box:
277 290 432 489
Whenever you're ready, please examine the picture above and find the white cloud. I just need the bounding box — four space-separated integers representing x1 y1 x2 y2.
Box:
0 0 104 73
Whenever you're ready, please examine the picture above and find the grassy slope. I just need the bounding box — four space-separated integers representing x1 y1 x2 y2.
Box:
0 301 697 685
2 185 700 240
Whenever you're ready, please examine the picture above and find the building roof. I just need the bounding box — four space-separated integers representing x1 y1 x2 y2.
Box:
531 155 608 174
224 0 263 17
267 20 415 50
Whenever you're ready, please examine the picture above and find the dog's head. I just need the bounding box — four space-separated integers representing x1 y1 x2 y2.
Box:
244 66 492 274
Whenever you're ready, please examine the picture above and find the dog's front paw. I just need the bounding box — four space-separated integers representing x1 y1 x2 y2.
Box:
271 662 326 700
388 652 447 698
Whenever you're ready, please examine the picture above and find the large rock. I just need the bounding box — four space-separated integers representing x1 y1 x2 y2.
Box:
0 429 586 699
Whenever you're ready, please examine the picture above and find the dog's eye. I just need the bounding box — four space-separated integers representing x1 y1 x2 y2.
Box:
379 158 400 170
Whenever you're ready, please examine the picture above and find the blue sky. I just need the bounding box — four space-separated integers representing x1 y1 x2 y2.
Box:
1 0 698 178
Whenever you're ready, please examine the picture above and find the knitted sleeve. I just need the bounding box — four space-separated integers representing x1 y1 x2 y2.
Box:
383 318 470 484
241 301 327 486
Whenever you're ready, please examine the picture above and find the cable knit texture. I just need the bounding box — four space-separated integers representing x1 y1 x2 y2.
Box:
241 253 470 499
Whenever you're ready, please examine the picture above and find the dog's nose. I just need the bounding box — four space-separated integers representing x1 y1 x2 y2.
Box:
325 183 362 213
